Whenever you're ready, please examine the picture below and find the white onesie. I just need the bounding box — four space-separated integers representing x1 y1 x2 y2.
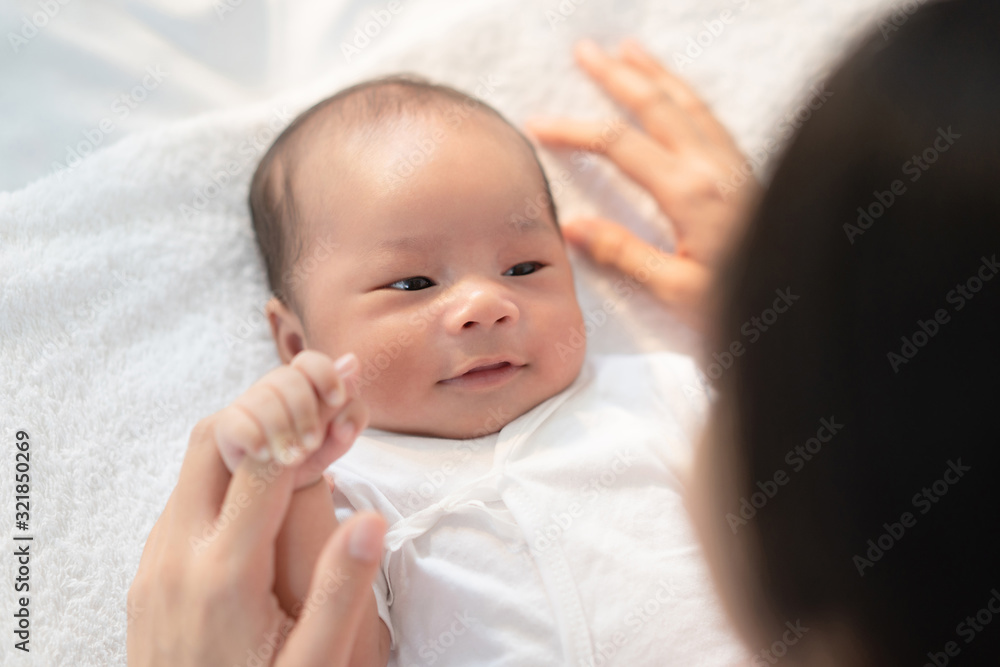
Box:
329 352 748 666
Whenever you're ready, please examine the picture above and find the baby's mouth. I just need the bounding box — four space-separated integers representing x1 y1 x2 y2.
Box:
440 359 526 388
464 361 510 374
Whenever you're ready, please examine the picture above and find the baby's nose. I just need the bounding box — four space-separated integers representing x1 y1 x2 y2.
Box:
445 284 519 332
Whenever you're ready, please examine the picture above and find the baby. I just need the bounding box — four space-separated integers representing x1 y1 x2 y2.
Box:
215 74 745 666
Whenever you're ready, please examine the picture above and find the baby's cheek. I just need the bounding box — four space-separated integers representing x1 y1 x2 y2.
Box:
547 297 585 352
526 325 571 394
356 349 426 420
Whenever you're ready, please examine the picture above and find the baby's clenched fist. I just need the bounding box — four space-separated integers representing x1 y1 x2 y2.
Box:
213 350 369 489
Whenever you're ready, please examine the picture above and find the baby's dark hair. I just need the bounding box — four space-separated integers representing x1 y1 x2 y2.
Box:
248 74 559 316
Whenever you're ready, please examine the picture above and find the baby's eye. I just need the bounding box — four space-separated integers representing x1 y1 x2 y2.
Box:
504 261 544 277
386 276 435 291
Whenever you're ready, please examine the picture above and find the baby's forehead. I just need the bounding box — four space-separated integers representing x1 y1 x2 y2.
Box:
274 87 558 252
288 106 546 214
292 104 531 177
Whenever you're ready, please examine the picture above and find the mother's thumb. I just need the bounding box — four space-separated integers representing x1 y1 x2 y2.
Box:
276 513 387 667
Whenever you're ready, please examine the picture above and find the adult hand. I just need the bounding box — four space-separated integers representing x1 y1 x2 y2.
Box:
127 413 386 666
525 38 761 331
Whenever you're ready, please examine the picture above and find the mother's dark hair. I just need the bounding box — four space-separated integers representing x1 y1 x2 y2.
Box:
708 0 1000 663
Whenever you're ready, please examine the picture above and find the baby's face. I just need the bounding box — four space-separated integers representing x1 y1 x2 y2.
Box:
288 113 586 438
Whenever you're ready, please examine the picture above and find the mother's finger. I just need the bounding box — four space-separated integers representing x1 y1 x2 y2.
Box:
564 216 711 328
173 416 240 527
574 39 704 151
277 513 387 667
564 217 668 279
618 38 743 156
218 450 297 560
130 494 170 597
525 118 676 197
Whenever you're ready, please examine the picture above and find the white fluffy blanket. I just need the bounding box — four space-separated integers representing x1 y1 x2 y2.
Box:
0 0 899 663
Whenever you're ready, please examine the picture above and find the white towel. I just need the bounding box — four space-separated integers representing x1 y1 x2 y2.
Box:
0 0 901 663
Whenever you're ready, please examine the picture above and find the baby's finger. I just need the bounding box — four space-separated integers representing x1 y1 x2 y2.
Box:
301 395 371 482
331 395 370 454
572 39 704 151
337 365 370 442
291 350 360 411
262 364 323 456
618 38 742 157
232 382 302 465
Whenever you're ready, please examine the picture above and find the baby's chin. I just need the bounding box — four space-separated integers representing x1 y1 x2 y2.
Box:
367 402 525 440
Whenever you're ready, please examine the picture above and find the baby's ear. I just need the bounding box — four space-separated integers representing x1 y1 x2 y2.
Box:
265 296 305 364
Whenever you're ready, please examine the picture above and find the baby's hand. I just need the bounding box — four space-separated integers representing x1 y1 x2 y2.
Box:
213 350 369 490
